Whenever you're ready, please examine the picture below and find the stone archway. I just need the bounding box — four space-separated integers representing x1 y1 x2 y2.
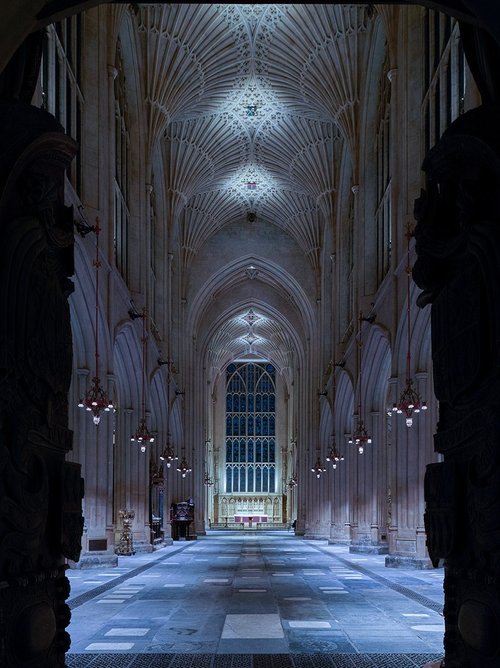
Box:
1 2 500 667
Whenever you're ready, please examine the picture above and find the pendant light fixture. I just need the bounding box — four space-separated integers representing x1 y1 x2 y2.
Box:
160 433 178 467
311 399 326 478
131 308 154 452
203 443 214 486
326 436 345 468
349 312 372 454
160 368 179 469
326 371 344 468
388 225 427 426
203 471 214 486
177 392 191 478
311 455 326 478
78 218 114 423
311 392 326 479
177 454 192 478
175 374 191 478
159 358 178 467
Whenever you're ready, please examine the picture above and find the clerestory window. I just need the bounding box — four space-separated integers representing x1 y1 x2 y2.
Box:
113 38 130 283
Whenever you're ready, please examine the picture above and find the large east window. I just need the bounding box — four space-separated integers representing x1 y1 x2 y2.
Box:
225 362 276 494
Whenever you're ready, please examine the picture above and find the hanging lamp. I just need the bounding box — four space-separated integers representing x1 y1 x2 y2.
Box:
203 443 214 486
326 436 345 469
288 436 298 488
160 433 178 467
177 455 192 478
388 225 427 427
159 359 178 466
131 308 154 452
176 393 191 478
311 456 326 478
349 312 372 454
78 218 114 423
311 393 326 478
326 371 344 468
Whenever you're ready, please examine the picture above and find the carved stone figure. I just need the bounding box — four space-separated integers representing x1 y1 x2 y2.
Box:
0 98 81 667
414 103 500 667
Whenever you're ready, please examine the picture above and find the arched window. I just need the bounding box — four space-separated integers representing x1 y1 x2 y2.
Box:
113 38 130 282
422 10 466 154
375 49 392 286
41 15 84 194
149 175 159 333
225 362 276 493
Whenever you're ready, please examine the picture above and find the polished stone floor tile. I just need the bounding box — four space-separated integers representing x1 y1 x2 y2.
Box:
67 532 444 662
222 614 284 639
287 622 332 629
105 629 150 637
85 642 135 650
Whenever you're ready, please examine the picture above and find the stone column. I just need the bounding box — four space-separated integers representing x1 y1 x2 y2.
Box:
0 99 82 667
414 103 500 666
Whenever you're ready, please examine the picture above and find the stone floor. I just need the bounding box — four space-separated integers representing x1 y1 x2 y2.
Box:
66 531 444 667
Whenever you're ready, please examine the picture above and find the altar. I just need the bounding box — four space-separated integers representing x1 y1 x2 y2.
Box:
234 515 268 527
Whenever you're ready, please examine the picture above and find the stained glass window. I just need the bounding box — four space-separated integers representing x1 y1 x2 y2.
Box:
225 362 276 493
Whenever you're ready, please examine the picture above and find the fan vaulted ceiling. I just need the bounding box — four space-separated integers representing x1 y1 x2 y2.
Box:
138 4 377 374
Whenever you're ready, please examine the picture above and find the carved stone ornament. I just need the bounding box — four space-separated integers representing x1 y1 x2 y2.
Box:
414 103 500 668
0 99 80 667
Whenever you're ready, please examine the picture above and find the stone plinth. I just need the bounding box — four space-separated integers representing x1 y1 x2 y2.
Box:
350 543 389 555
68 553 118 569
385 554 434 570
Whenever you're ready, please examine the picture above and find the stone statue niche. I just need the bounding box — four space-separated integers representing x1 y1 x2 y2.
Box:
414 101 500 668
171 499 195 540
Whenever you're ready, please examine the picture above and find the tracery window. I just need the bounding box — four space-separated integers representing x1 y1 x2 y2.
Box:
113 38 130 282
149 176 159 335
375 49 392 286
422 10 465 154
339 189 354 341
41 15 83 194
225 362 276 494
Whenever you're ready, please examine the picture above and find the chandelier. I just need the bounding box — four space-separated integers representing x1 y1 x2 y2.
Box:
175 388 191 476
350 312 372 454
131 308 154 452
78 219 114 423
311 455 326 479
388 225 427 427
326 438 345 469
177 456 192 478
312 394 327 478
131 418 154 452
158 353 178 466
348 420 372 454
203 471 214 486
160 434 178 468
325 372 344 468
288 475 298 488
